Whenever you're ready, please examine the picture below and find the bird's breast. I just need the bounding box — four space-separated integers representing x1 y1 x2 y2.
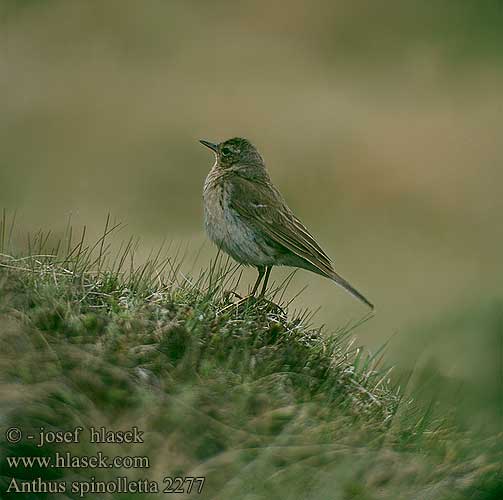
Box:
203 173 275 266
203 173 231 247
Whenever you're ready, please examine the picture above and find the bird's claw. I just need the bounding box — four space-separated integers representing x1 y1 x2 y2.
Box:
217 293 285 317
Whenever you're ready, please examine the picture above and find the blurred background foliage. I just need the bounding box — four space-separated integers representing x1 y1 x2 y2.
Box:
1 0 502 434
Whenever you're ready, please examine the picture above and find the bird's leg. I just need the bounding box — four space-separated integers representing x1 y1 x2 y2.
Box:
259 266 272 296
251 266 265 296
217 266 271 315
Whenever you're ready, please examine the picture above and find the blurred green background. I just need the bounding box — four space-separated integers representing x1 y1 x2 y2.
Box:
1 1 502 432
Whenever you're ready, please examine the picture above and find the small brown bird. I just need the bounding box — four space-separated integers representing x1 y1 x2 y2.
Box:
200 137 374 309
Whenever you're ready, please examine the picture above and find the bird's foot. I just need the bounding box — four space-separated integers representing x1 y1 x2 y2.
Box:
217 294 254 315
222 290 243 301
217 293 285 317
255 296 286 316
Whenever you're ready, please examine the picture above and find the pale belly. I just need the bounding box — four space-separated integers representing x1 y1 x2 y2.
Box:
203 181 276 267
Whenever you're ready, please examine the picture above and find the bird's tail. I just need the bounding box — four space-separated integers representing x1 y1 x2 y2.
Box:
329 270 374 310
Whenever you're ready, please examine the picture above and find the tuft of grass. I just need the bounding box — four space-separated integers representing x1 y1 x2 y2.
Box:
0 219 501 499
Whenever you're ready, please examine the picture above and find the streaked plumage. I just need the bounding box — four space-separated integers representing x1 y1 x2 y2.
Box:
201 137 374 309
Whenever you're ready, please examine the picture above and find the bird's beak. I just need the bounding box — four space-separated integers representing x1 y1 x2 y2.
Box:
199 139 218 153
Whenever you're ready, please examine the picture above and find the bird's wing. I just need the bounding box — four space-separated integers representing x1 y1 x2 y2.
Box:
229 175 335 277
229 174 375 309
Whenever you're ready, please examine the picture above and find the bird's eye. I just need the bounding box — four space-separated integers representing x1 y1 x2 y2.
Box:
221 146 232 156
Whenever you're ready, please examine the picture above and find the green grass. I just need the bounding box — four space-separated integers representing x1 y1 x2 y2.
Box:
0 219 501 499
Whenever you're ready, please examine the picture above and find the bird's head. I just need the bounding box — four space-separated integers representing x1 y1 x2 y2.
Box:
200 137 264 170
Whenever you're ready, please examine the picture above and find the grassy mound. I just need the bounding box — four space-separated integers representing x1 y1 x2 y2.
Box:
0 225 500 499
